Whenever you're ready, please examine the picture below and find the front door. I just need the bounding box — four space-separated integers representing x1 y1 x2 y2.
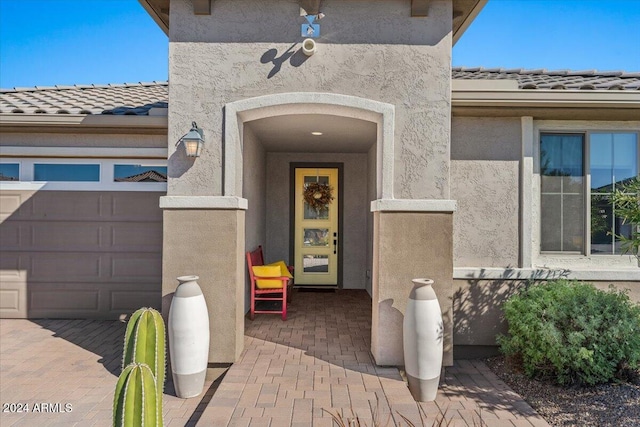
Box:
294 168 339 286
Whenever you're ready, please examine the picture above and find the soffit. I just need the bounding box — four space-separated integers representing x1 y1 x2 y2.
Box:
139 0 487 43
452 107 640 121
245 114 376 153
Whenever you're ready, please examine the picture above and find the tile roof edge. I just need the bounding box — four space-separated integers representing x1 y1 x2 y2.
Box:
452 67 640 76
0 81 169 93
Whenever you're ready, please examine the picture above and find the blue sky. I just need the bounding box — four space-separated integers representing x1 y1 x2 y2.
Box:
1 0 639 89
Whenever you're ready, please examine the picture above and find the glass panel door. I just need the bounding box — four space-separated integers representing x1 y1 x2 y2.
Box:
294 168 338 285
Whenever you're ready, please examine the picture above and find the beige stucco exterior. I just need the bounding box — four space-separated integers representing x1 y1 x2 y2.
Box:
162 209 245 362
162 0 458 365
453 278 640 358
451 117 521 267
1 0 637 373
372 211 454 366
166 0 453 199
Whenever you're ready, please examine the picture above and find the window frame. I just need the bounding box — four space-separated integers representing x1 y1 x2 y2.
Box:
0 158 167 192
533 121 639 269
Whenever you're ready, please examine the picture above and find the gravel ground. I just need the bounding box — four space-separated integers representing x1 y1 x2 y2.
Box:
484 356 640 427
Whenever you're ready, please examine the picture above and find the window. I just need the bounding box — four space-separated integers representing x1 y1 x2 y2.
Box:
34 163 100 182
114 165 167 182
590 133 638 254
0 158 167 192
0 163 19 181
540 132 638 255
540 134 585 252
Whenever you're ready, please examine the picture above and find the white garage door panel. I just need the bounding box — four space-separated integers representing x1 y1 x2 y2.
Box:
30 254 102 279
31 290 100 311
0 288 22 312
29 192 104 219
0 190 162 319
110 290 161 312
111 222 163 250
110 254 162 279
0 193 25 220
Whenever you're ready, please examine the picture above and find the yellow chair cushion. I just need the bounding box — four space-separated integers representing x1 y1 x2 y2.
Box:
266 261 293 279
252 265 284 289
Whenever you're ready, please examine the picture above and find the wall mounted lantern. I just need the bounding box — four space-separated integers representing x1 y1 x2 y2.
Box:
181 122 205 157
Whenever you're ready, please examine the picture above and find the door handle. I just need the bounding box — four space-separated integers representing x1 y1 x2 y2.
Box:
333 239 337 254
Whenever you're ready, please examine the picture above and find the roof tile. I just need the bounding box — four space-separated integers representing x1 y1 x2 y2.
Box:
452 67 640 91
2 68 638 117
0 82 169 115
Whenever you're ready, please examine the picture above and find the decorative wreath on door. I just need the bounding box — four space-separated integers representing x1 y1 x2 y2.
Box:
303 182 334 210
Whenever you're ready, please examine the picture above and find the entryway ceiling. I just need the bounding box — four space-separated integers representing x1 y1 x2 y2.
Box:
246 114 377 153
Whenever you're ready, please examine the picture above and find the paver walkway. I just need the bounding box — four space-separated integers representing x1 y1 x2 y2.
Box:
0 289 550 426
197 290 549 427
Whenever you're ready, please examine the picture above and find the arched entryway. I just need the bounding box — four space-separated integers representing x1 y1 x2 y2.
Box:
225 93 395 361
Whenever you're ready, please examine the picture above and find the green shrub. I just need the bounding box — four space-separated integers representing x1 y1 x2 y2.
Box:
497 279 640 386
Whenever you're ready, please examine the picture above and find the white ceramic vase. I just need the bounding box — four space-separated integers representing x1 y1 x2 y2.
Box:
403 278 443 402
168 275 210 398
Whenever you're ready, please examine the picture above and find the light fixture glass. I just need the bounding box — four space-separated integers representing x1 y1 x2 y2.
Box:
311 131 323 136
182 122 204 157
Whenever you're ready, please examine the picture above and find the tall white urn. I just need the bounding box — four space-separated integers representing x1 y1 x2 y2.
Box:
168 275 210 398
403 278 443 402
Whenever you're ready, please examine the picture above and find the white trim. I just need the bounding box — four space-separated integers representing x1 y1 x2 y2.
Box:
370 199 456 212
454 267 639 282
534 120 640 131
0 113 167 128
0 146 167 158
0 182 46 191
224 92 395 200
0 158 168 192
159 196 248 210
452 89 640 108
520 117 534 268
530 121 640 268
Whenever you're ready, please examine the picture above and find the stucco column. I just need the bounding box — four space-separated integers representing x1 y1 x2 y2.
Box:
160 197 247 363
371 200 455 367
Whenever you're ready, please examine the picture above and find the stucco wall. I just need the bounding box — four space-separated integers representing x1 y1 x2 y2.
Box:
162 209 245 362
366 145 377 294
167 0 453 199
265 152 369 289
451 117 521 267
372 212 454 366
242 126 267 310
453 278 640 358
0 132 166 148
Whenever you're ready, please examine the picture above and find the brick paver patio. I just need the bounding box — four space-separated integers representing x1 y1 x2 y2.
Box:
0 289 549 426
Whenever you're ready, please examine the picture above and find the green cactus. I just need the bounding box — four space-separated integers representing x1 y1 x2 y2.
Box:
120 308 166 426
113 363 159 427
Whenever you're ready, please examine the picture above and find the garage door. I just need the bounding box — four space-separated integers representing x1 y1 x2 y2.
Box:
0 190 162 319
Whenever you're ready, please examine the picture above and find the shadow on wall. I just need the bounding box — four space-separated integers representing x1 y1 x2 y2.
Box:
168 132 197 179
380 295 453 365
260 43 310 78
453 267 571 350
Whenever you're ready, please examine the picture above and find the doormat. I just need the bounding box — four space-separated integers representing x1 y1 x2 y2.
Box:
296 288 336 293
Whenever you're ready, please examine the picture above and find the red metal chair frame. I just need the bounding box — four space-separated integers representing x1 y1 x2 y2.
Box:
246 245 292 321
